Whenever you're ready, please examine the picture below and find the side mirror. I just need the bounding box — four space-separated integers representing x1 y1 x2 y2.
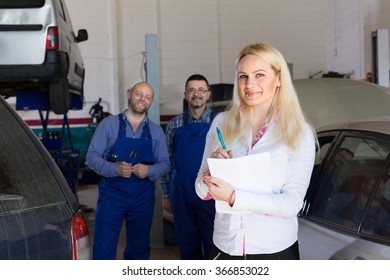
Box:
76 29 88 43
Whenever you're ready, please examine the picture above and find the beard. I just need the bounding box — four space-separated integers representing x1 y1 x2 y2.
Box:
129 101 150 114
189 96 205 108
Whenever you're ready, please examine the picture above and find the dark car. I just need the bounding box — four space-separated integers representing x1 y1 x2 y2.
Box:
0 95 91 259
0 0 88 114
298 117 390 259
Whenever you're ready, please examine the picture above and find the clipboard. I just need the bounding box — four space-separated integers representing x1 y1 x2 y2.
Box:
207 152 271 214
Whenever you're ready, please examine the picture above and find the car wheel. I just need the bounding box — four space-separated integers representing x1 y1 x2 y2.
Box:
49 79 70 114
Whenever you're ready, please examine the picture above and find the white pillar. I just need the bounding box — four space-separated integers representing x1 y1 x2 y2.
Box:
107 0 120 113
372 29 389 87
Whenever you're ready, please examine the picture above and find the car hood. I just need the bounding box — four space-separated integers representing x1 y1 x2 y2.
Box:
293 78 390 129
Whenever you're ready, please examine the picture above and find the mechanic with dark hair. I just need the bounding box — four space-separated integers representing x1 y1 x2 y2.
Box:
160 74 218 259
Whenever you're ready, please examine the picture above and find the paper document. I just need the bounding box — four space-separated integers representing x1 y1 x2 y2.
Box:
207 152 271 214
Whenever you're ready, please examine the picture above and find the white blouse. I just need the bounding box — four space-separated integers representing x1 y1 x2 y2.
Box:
195 112 316 255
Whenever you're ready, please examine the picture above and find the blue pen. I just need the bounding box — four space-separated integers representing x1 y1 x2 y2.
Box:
216 127 227 151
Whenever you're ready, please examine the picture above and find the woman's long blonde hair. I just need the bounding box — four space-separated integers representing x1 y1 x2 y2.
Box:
221 42 311 150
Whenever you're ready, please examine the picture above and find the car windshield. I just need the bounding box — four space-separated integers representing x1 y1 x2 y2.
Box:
0 0 44 8
0 101 64 213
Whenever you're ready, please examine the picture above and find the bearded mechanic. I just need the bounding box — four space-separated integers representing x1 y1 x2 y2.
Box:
86 82 169 260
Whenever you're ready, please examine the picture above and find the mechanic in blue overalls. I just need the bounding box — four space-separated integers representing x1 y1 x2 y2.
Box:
86 82 169 260
160 74 217 259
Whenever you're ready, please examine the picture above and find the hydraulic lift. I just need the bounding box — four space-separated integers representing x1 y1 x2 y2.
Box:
15 89 83 201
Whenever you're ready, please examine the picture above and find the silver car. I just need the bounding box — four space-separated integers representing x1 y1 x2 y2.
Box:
293 78 390 129
0 0 88 114
298 117 390 259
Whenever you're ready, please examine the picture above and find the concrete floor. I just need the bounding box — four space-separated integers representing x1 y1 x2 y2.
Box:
77 183 180 260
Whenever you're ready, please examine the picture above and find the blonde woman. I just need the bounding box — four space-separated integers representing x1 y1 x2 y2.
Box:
196 43 316 260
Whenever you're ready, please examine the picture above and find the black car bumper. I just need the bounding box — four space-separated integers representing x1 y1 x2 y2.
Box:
0 51 67 85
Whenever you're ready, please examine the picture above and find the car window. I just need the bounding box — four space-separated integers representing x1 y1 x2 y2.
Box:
301 134 337 213
312 135 390 239
312 135 337 179
361 164 390 238
315 142 332 165
0 102 65 214
0 0 44 8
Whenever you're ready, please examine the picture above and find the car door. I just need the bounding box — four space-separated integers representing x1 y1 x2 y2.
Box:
0 0 50 65
299 129 390 259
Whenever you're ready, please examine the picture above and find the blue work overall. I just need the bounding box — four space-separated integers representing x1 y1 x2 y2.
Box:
170 112 216 259
93 116 155 260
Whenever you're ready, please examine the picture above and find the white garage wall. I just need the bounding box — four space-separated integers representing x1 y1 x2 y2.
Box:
66 0 326 116
66 0 390 117
363 0 390 78
324 0 390 82
324 0 365 79
66 0 121 115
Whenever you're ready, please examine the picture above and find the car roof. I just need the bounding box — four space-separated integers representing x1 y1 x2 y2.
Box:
293 78 390 129
316 115 390 135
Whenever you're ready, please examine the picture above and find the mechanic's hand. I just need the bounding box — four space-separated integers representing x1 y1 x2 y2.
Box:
132 163 148 179
117 161 132 178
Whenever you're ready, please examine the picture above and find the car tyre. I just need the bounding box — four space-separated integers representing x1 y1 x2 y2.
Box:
49 78 70 114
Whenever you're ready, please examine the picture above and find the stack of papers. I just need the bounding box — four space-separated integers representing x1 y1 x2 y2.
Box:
207 152 271 214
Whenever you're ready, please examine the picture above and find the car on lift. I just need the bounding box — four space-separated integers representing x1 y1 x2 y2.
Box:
298 117 390 259
0 95 91 259
0 0 88 115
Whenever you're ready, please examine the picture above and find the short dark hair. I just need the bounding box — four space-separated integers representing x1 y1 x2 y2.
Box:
185 74 210 89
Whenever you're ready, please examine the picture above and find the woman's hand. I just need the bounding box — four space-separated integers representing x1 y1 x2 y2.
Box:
204 148 235 204
211 148 233 159
203 175 234 203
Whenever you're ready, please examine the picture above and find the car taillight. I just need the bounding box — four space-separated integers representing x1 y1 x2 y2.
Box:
71 210 91 260
46 26 59 50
